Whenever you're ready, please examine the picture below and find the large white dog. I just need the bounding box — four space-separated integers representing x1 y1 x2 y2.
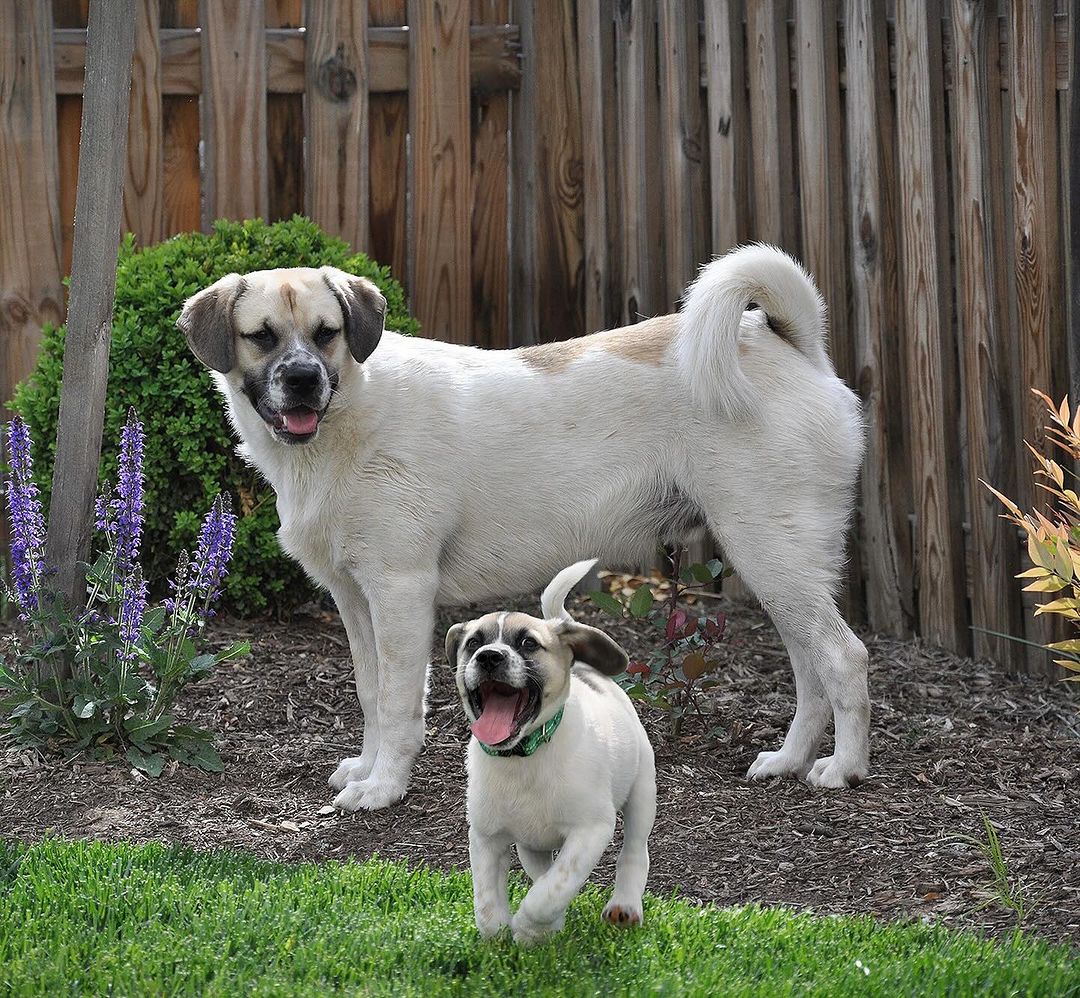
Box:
179 243 869 811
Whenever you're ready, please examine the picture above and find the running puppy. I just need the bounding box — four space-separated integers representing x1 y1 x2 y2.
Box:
446 560 657 946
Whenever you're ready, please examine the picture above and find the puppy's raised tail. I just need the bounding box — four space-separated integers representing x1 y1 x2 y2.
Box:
541 559 598 622
676 243 833 421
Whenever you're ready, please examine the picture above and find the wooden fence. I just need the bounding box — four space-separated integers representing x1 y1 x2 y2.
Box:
0 1 1076 673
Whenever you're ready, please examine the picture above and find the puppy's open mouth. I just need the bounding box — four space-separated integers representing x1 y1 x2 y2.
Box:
469 680 540 748
259 404 325 443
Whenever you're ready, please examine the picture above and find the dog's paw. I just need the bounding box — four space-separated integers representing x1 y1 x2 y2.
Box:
476 916 511 940
747 749 811 782
328 755 373 791
806 755 866 789
332 776 406 812
602 900 643 928
510 911 558 947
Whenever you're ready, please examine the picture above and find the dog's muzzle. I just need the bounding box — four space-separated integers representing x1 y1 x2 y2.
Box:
250 358 335 445
463 646 542 749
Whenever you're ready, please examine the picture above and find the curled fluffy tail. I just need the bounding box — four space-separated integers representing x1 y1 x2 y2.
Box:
676 243 832 421
541 559 597 621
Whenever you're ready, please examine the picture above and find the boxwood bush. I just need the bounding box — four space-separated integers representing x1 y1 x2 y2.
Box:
12 216 418 616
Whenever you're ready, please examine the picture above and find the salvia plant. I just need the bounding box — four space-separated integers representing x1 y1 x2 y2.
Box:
589 548 731 739
0 409 248 776
986 389 1080 682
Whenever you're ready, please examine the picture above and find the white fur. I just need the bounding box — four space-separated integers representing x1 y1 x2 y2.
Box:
190 243 870 811
540 559 597 621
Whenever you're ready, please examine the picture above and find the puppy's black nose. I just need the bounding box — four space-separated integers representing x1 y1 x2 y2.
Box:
282 364 321 394
474 648 506 672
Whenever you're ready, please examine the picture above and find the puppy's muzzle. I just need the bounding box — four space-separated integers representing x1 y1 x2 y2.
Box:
262 356 333 444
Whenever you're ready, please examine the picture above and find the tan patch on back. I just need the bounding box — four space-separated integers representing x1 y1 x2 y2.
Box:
517 313 678 375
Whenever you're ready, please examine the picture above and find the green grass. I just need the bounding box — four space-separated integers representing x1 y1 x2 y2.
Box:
0 839 1076 997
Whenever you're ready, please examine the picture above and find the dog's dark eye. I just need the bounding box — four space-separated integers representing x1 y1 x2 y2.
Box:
465 634 483 653
244 325 277 349
313 325 339 348
519 635 540 653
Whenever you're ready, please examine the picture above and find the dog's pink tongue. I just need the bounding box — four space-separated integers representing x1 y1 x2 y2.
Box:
471 691 520 746
283 409 318 435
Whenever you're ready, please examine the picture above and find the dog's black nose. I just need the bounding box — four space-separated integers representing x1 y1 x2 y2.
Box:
474 648 506 671
282 364 321 394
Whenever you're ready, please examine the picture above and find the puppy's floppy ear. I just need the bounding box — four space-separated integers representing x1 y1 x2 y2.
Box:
559 621 628 677
177 273 245 374
321 268 386 364
445 622 466 666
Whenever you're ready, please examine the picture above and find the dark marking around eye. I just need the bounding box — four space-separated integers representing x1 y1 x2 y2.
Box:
516 632 542 652
314 325 340 347
465 631 486 651
242 324 278 350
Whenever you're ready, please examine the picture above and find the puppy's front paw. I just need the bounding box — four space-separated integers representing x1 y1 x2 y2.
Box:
328 755 371 791
806 754 866 789
747 748 811 782
332 775 406 812
602 900 643 928
510 911 557 947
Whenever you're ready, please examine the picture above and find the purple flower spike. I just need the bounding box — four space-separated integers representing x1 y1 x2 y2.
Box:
118 568 148 660
192 495 237 604
6 418 47 614
112 410 145 577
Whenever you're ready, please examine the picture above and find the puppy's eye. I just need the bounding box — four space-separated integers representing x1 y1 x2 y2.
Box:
519 635 539 653
313 325 339 348
465 635 483 653
244 325 277 349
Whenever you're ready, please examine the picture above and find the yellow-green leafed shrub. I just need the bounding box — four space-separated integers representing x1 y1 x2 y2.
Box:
986 390 1080 680
12 216 418 616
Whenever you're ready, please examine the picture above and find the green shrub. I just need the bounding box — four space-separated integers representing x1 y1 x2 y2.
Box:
12 216 418 616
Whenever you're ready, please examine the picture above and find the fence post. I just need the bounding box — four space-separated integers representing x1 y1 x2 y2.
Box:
44 0 136 637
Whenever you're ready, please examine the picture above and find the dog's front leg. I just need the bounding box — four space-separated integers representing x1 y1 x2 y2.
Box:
470 828 513 938
332 571 437 812
511 820 613 946
328 586 380 794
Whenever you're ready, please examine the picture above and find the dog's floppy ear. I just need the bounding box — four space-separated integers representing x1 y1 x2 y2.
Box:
177 273 245 373
559 621 628 677
321 268 386 364
445 622 466 666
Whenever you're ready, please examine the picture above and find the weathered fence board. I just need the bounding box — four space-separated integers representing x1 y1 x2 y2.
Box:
0 0 64 419
123 0 163 246
409 0 471 343
894 0 969 650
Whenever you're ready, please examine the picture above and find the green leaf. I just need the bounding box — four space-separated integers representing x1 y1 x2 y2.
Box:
189 741 224 773
126 745 165 777
705 558 725 579
588 591 625 618
72 695 97 719
124 714 173 743
628 587 654 619
689 563 714 584
142 606 166 633
214 640 250 664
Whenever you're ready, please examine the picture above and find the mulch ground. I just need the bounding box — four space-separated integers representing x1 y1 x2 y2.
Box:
2 583 1078 944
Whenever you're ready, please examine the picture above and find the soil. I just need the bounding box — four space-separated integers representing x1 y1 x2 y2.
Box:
3 581 1078 944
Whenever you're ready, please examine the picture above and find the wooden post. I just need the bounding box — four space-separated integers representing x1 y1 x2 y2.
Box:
44 0 136 624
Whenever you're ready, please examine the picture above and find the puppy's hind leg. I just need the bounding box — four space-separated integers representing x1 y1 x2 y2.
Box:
603 752 656 928
517 846 554 882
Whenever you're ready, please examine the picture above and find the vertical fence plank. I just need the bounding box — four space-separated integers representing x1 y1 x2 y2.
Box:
266 0 304 224
844 0 913 636
160 1 200 235
369 0 409 285
409 0 471 342
199 0 267 224
305 0 371 252
1070 0 1080 405
704 0 749 257
123 0 163 245
510 0 583 345
894 0 968 651
577 0 618 335
950 0 1025 669
470 0 510 347
746 0 796 249
615 0 663 323
658 0 706 309
0 0 64 418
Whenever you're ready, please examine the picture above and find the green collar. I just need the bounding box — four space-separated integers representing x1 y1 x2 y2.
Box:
478 707 564 758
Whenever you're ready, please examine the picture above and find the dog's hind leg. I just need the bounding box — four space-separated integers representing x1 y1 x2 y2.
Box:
603 752 656 927
517 846 554 882
328 587 380 792
332 571 438 811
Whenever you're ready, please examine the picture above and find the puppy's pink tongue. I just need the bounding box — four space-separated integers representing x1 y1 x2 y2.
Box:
283 409 318 435
471 691 520 746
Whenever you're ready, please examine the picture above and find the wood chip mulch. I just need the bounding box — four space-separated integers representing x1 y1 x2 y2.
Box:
2 588 1078 944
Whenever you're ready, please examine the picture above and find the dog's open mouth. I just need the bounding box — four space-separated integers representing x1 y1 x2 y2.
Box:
469 680 539 747
263 405 323 443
